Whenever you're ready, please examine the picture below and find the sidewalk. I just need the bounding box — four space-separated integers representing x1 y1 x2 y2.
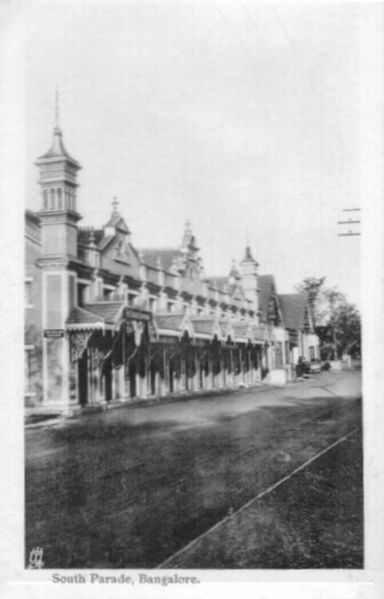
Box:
25 370 361 430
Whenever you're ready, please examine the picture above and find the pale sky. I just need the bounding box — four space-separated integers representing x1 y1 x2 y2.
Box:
25 1 361 306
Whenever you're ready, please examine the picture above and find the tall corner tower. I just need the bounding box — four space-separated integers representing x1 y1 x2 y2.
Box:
35 95 82 260
35 95 82 409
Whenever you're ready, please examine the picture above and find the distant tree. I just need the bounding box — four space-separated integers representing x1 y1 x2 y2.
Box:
295 279 361 360
326 301 361 359
295 276 326 326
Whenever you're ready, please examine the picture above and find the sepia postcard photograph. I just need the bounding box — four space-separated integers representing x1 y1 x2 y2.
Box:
0 1 383 598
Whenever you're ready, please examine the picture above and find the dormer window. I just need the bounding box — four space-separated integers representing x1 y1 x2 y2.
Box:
114 239 130 264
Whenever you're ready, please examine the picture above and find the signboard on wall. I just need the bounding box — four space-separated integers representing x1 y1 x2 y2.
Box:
44 329 64 338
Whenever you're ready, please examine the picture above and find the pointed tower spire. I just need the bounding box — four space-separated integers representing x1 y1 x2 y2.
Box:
35 97 81 224
55 87 60 130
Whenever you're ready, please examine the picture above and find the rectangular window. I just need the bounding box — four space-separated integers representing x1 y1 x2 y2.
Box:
309 346 315 361
25 279 33 308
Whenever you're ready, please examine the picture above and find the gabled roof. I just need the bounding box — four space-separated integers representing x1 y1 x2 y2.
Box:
104 214 130 233
278 294 307 330
191 317 222 339
65 306 106 330
139 248 179 272
258 275 275 316
232 321 252 342
219 319 235 340
154 313 185 331
83 301 125 325
153 313 194 338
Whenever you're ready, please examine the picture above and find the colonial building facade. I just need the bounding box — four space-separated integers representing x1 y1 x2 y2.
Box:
25 118 319 414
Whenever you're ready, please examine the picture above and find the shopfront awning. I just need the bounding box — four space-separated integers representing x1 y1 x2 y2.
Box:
66 301 151 332
191 317 222 341
153 313 194 339
219 319 235 342
65 306 110 331
251 325 268 344
232 321 252 343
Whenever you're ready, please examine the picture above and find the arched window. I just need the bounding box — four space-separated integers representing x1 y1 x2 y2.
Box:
57 188 62 209
43 190 48 209
50 189 55 209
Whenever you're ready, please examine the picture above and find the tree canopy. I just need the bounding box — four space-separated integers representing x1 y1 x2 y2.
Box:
295 277 361 359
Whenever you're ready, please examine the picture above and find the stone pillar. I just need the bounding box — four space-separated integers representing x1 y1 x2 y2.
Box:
111 367 117 400
140 374 148 399
42 270 78 412
117 366 127 400
161 346 168 397
155 371 160 397
135 373 141 398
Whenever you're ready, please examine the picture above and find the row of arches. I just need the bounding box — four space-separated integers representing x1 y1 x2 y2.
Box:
43 188 75 211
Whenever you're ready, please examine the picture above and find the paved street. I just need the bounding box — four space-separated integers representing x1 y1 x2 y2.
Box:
25 370 362 568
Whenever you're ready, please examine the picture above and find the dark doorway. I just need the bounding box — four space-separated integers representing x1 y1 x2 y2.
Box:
78 351 88 406
150 365 156 395
129 364 136 398
104 358 112 402
199 363 203 389
169 362 174 393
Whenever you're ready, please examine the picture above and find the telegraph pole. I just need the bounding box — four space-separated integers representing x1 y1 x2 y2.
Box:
337 208 361 237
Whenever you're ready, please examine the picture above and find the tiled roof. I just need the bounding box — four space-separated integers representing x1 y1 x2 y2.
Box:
139 248 179 272
104 214 130 233
278 294 307 330
258 275 275 317
219 319 235 339
219 320 229 336
180 278 204 296
154 313 185 331
66 306 104 326
83 301 125 324
232 321 251 340
191 317 216 336
146 266 160 285
251 324 267 342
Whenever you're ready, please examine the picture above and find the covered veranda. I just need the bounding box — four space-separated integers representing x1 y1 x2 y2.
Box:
65 302 266 407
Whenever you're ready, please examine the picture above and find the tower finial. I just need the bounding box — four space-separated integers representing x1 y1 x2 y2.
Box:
55 87 60 130
112 196 119 214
